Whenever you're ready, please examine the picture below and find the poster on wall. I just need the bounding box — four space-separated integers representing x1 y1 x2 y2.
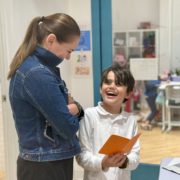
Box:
73 51 91 77
76 30 91 51
72 30 91 77
130 58 158 80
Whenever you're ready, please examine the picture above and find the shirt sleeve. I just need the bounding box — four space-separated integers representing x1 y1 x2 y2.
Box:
126 119 140 170
76 109 104 172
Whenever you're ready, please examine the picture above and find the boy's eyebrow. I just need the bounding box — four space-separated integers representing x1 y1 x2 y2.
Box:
105 78 113 81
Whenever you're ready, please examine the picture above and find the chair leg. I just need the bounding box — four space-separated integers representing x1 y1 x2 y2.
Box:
166 108 171 132
162 103 166 132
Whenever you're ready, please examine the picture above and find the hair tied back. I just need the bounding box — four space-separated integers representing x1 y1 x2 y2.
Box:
38 16 45 25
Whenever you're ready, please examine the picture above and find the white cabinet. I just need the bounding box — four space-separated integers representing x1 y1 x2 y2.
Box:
113 29 158 61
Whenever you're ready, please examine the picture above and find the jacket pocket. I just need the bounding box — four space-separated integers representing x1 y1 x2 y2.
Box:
43 121 55 143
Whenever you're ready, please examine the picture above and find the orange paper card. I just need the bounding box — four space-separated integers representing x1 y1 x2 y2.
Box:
99 133 141 155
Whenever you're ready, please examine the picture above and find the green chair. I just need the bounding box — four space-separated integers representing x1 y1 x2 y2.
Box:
131 163 160 180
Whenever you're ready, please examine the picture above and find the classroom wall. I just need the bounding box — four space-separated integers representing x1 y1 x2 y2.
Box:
112 0 159 31
10 0 71 87
0 86 5 175
68 0 94 109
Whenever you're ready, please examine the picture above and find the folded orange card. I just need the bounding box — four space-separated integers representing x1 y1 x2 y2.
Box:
99 133 141 155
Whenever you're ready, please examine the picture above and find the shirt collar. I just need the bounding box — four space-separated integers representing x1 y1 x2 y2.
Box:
96 101 130 124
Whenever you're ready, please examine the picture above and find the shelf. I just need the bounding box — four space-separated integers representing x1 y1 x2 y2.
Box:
113 29 158 60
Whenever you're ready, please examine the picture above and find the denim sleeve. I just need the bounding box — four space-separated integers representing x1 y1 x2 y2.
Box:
23 67 79 140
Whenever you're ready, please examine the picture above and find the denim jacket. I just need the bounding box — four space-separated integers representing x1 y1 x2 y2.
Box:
9 46 81 161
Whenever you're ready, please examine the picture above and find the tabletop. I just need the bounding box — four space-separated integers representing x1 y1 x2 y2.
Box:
159 157 180 180
158 81 180 90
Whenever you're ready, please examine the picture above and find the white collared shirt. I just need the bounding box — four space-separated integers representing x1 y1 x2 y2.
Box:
76 102 140 180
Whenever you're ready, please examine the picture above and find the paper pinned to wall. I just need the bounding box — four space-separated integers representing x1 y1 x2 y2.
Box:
130 58 158 80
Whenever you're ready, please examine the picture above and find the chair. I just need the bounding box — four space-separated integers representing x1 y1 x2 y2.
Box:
131 163 160 180
165 84 180 132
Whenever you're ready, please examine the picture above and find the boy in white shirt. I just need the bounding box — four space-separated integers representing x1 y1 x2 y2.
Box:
76 64 140 180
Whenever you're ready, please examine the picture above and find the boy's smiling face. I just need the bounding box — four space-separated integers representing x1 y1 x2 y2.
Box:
100 71 129 114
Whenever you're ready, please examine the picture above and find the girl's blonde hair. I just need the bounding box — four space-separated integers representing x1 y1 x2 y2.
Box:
7 13 80 79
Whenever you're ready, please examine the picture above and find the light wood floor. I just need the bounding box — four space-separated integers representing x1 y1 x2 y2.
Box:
139 125 180 164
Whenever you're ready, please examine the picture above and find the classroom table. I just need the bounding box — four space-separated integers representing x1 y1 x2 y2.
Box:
158 81 180 131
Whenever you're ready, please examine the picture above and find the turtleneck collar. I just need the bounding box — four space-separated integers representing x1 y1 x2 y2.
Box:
33 46 63 67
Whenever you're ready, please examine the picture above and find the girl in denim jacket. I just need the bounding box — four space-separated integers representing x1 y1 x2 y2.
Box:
7 13 83 180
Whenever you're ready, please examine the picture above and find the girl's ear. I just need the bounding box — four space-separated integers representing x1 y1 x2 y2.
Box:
43 34 56 48
46 34 56 45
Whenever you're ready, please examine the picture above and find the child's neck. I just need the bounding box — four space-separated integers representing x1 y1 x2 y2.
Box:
101 102 122 114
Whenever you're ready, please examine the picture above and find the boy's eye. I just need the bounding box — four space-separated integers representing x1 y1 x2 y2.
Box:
104 79 112 85
104 79 124 86
115 81 123 86
116 84 123 87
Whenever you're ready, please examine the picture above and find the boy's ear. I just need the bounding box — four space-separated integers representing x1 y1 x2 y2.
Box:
125 92 132 100
123 92 132 103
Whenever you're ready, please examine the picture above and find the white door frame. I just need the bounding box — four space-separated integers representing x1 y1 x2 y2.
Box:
0 1 19 180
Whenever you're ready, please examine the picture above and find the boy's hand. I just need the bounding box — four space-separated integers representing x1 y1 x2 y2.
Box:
68 93 74 104
67 104 79 116
67 93 78 115
67 94 84 118
101 153 127 169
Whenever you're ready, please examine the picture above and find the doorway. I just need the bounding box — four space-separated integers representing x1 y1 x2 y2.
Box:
0 81 5 180
92 0 160 105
